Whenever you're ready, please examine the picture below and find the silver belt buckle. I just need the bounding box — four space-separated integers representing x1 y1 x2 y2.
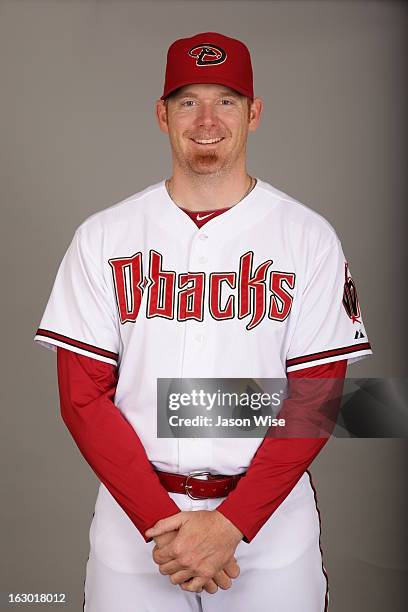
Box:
185 470 212 499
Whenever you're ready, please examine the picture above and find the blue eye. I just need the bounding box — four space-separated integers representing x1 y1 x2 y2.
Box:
182 100 196 106
221 99 234 105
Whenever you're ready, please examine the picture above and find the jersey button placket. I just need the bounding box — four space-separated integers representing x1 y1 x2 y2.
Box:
183 232 210 365
178 232 211 475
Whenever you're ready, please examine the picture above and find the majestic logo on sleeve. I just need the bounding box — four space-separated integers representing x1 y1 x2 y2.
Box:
109 250 296 331
342 262 361 324
188 44 227 66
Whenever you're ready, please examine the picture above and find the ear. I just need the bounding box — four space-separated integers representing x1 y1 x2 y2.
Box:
156 99 170 135
248 97 263 133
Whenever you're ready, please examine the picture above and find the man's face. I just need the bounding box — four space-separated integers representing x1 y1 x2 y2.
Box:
156 84 262 177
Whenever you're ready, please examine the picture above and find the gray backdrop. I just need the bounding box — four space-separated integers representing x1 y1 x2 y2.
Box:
1 1 407 610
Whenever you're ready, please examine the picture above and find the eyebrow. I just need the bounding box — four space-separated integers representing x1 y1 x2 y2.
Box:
175 89 241 99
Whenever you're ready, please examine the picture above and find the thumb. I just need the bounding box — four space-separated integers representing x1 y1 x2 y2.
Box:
145 512 185 537
224 556 241 579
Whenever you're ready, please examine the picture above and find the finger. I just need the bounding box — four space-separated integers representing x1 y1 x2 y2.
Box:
212 570 232 590
158 560 184 576
153 530 179 548
223 557 241 579
203 579 218 594
145 513 185 538
152 545 176 565
181 576 207 593
181 574 219 594
168 570 195 586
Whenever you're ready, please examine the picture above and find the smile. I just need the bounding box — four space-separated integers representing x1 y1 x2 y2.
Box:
190 138 224 145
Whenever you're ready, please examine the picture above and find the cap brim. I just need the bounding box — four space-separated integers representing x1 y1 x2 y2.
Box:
161 77 253 100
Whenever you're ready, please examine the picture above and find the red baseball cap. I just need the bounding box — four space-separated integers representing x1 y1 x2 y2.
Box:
161 32 254 101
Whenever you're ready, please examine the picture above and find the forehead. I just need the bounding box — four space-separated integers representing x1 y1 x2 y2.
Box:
172 84 241 98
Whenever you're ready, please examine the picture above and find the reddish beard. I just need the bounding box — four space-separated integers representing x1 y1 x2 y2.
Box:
193 150 219 165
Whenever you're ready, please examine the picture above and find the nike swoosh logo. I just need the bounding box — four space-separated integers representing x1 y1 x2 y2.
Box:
196 212 216 221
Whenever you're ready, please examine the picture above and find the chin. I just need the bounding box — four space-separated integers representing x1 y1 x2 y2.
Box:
190 154 222 170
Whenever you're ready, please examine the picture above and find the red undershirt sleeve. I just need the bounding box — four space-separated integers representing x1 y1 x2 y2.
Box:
216 359 347 543
56 346 181 543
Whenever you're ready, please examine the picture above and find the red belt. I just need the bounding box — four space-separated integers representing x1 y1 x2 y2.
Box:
154 469 245 499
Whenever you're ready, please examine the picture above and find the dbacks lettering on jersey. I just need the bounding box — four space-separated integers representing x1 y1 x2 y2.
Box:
109 250 296 331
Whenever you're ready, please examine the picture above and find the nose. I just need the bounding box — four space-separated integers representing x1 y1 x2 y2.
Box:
195 102 219 128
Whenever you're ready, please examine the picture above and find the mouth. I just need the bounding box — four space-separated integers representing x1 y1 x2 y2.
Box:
190 137 225 146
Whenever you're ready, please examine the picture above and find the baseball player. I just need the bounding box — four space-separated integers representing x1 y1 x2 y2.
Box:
34 32 373 611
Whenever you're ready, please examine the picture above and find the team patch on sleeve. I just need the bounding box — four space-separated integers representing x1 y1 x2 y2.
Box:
285 244 373 372
342 262 361 323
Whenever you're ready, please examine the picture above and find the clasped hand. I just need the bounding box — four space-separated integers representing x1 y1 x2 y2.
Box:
144 510 243 594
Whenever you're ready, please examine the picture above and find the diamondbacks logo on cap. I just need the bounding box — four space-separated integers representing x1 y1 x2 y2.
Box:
188 44 227 66
342 262 361 324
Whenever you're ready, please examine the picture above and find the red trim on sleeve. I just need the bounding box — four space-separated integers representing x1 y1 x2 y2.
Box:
216 360 347 543
37 328 119 362
56 347 180 542
286 343 371 367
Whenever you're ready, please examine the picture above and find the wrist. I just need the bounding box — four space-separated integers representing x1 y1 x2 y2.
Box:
214 509 244 544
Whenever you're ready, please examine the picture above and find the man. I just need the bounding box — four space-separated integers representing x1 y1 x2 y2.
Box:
34 32 372 611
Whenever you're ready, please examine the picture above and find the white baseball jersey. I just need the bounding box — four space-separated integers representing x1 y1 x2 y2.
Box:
34 177 372 573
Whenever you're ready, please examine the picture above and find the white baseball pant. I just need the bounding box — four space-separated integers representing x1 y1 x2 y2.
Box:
83 472 328 612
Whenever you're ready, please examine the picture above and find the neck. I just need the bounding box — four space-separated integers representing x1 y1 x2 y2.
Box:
166 169 254 212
